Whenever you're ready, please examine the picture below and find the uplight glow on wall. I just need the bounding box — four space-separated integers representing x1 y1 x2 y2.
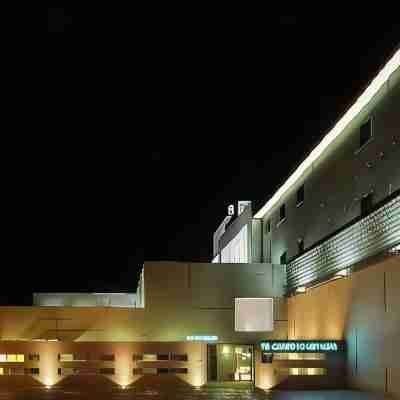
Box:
254 49 400 220
235 298 274 332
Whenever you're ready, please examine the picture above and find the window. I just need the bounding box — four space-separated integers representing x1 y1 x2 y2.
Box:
171 354 188 362
360 119 373 148
298 239 304 255
170 368 188 374
99 368 115 375
266 220 271 233
28 354 40 362
157 368 169 374
280 251 287 265
142 354 157 362
133 354 143 361
297 185 304 206
142 368 157 375
280 204 286 222
361 193 373 216
4 355 24 363
17 355 24 363
133 368 143 375
58 368 62 375
59 354 74 362
24 368 39 375
100 354 115 362
157 354 169 361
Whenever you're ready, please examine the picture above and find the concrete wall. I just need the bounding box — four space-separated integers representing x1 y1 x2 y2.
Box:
143 262 288 343
287 255 400 399
0 262 289 389
0 262 287 344
33 293 137 308
262 65 400 264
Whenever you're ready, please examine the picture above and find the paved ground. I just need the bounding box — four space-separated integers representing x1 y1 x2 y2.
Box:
0 386 390 400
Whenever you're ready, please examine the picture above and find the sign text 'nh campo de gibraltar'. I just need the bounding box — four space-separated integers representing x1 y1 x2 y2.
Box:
260 340 345 353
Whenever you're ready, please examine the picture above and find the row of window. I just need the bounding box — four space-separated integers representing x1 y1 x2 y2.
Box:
0 367 39 375
133 368 188 375
133 354 188 362
0 353 189 364
265 118 375 238
56 367 189 376
275 368 326 376
0 354 25 363
272 353 326 361
278 191 376 265
265 184 305 236
58 368 116 375
58 354 115 362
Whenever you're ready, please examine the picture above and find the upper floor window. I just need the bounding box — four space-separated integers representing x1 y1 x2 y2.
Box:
280 251 287 265
279 204 286 223
100 354 115 362
360 119 373 148
171 354 188 362
266 220 271 234
361 193 373 216
297 185 305 207
298 239 304 255
28 354 40 362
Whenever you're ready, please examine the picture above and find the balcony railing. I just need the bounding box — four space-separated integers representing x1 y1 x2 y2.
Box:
287 192 400 294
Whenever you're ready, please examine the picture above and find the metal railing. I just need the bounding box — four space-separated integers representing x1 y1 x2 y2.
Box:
287 193 400 293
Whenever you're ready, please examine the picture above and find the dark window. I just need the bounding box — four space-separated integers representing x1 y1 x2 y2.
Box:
157 368 169 374
24 368 40 375
280 204 286 222
171 354 188 362
261 353 273 363
157 354 169 361
170 368 188 374
100 354 115 362
133 354 143 361
28 354 40 361
360 119 372 148
361 193 373 216
298 239 304 254
266 220 271 233
297 185 305 206
280 251 287 265
58 368 62 375
99 368 115 375
133 368 143 375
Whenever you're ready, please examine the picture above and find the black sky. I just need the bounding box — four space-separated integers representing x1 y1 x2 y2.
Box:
5 11 398 306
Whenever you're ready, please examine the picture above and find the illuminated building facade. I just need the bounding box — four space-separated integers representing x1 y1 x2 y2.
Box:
212 48 400 397
0 49 398 397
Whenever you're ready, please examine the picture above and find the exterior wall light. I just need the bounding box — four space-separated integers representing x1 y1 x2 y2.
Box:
295 287 306 294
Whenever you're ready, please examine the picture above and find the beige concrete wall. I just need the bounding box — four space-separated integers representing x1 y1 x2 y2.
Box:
0 261 289 388
0 262 287 344
287 256 400 399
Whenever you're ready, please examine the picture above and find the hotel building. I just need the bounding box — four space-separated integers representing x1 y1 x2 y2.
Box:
0 49 399 397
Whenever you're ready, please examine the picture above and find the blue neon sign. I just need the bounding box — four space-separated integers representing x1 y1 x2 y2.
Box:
186 335 218 342
260 340 345 353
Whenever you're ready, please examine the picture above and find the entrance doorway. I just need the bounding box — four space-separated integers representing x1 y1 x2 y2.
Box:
207 344 253 382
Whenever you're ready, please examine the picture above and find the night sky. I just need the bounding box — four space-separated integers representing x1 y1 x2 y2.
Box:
5 11 397 306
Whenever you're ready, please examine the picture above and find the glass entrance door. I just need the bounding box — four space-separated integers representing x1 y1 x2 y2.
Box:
207 344 253 382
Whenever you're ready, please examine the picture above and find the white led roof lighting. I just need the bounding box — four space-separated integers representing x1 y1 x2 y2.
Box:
254 49 400 219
